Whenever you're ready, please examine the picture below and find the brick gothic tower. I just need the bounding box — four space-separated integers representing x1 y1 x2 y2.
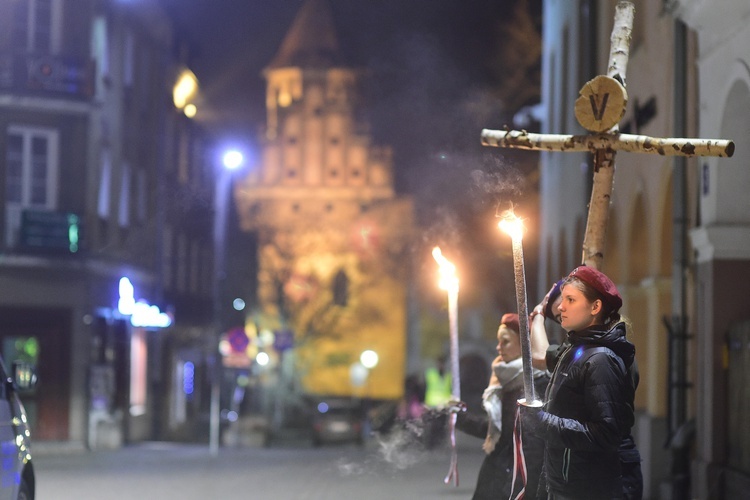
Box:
235 0 414 400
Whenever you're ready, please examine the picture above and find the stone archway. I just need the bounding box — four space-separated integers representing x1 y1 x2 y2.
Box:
716 79 750 224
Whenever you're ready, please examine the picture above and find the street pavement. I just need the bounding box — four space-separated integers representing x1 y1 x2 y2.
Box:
32 433 486 499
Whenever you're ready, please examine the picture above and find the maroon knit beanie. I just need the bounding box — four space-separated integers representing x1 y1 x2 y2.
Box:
567 266 623 312
500 313 520 334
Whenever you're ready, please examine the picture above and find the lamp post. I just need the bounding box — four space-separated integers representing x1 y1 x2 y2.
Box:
210 148 244 457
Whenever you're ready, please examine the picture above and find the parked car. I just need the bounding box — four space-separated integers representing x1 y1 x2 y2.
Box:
311 398 364 447
0 357 36 500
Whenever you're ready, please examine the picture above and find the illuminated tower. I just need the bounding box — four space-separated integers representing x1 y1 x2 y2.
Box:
235 0 413 400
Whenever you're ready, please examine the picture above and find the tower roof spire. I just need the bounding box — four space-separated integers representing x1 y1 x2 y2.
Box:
267 0 342 70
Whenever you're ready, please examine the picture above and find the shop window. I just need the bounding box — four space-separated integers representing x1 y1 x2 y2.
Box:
129 328 147 416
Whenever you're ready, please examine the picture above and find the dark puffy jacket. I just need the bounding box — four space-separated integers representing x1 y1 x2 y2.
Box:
456 374 549 500
539 322 636 499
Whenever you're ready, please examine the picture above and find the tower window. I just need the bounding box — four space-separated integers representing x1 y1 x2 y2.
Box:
333 269 349 306
278 90 292 107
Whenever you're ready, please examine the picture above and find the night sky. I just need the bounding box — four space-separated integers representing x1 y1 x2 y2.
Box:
161 0 543 306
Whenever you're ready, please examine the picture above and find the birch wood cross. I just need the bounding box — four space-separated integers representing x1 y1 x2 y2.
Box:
480 1 735 270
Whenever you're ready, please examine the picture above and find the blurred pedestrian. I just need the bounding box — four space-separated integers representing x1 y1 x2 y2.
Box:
397 374 425 420
522 266 640 499
453 313 549 499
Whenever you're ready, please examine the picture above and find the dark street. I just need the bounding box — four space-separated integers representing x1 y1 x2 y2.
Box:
33 436 485 499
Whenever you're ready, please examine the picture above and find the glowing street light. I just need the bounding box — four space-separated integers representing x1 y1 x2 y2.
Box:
360 350 379 370
223 150 244 171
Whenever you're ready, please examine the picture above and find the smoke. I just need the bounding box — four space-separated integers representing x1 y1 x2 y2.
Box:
470 153 527 213
334 412 447 478
373 420 429 470
421 206 462 250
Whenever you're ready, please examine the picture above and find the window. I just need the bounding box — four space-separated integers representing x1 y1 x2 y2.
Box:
130 328 147 417
91 16 110 85
12 0 63 54
118 162 131 227
97 148 111 219
162 225 173 290
189 240 199 293
123 30 135 88
136 168 146 223
333 270 349 306
176 233 187 293
5 126 59 246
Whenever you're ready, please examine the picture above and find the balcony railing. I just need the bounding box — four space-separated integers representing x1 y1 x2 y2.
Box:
0 52 94 99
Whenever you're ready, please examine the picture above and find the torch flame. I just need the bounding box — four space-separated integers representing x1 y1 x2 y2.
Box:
432 247 459 291
498 210 525 241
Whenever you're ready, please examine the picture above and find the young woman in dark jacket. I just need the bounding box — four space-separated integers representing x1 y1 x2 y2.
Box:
531 278 643 499
455 314 549 500
523 266 639 499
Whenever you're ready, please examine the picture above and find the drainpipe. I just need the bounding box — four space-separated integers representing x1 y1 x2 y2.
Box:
667 17 693 500
580 0 597 216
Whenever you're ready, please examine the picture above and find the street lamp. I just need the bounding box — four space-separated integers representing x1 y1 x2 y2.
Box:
360 350 379 370
210 147 246 457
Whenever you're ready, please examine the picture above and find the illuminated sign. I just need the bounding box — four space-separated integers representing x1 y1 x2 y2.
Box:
118 277 172 328
20 210 81 253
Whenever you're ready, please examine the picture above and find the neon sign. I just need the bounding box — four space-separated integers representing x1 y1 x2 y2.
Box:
117 277 172 328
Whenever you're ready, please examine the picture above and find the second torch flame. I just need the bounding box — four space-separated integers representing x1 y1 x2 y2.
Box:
432 247 460 400
432 246 461 486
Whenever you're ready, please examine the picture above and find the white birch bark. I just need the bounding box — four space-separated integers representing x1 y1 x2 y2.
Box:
480 129 735 158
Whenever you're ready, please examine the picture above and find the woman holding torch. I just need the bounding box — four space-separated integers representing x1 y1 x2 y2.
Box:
530 275 643 499
521 266 640 500
453 313 548 499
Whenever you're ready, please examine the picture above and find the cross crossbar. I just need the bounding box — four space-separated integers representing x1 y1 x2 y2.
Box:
481 129 734 158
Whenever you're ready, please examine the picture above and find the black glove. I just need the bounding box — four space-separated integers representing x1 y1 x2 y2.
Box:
517 400 546 434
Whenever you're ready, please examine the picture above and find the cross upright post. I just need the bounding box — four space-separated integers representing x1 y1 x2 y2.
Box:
480 1 734 270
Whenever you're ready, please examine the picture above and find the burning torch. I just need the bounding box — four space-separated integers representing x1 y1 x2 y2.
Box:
432 246 461 486
498 210 541 406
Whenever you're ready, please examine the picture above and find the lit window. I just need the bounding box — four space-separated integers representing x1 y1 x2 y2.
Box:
130 328 147 416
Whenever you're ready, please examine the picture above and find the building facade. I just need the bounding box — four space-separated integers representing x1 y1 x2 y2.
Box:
538 0 750 498
0 0 216 448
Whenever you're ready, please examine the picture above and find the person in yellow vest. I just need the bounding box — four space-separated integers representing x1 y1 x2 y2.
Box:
424 355 452 408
